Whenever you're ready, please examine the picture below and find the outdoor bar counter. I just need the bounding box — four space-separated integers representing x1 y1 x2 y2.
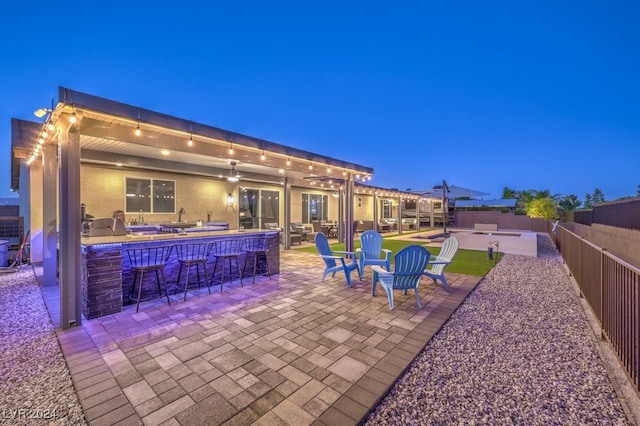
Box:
81 229 280 319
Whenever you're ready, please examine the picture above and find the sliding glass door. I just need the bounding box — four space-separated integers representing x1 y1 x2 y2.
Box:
302 193 328 223
239 187 280 229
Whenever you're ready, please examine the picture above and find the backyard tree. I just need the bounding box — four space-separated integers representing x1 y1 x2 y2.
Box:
592 188 605 205
510 188 557 214
527 197 558 220
583 193 593 209
558 194 581 211
584 188 605 208
501 187 517 199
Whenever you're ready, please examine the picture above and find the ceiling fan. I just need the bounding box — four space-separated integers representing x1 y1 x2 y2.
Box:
227 160 240 182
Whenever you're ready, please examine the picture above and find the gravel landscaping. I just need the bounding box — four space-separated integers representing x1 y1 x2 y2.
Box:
365 234 630 425
0 268 86 426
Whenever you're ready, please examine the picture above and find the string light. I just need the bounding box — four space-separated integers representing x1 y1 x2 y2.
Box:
286 156 291 166
135 109 141 136
308 161 313 170
188 133 193 146
229 142 234 155
261 150 266 161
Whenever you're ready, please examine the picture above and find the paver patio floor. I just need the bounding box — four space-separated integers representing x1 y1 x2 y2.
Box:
43 248 480 425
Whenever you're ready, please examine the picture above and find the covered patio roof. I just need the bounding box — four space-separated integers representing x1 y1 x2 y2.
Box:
13 87 374 191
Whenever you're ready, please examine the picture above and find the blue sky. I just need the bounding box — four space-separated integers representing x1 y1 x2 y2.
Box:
2 1 638 202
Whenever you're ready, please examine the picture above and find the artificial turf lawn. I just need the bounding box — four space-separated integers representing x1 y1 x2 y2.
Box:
295 238 499 277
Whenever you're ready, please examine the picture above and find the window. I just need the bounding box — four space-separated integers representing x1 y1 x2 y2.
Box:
382 199 393 219
125 177 175 213
302 193 328 223
153 180 175 213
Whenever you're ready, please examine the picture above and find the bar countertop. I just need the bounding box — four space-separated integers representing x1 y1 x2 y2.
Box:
80 228 279 247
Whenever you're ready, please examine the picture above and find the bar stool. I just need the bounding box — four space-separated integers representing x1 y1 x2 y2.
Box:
126 245 173 312
174 242 213 301
243 235 272 284
211 239 244 291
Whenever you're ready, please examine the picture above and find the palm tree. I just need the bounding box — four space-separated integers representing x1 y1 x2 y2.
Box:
559 194 581 211
501 187 517 199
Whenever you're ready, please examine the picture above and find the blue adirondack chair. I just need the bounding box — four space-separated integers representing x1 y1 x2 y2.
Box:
356 230 391 279
423 236 459 291
372 245 430 310
315 232 360 287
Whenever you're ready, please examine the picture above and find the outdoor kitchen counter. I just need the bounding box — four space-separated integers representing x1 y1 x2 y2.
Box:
80 229 280 319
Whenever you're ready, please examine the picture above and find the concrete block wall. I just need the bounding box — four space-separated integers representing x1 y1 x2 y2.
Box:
454 211 547 232
564 222 640 268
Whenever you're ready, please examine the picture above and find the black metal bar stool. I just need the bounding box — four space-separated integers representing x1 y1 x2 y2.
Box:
211 239 244 291
174 242 213 301
126 245 173 312
243 235 271 284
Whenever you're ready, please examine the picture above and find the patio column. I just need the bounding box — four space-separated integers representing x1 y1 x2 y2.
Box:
42 142 57 287
430 201 435 230
23 159 39 263
416 196 421 232
58 113 82 328
337 188 344 242
398 196 403 235
344 177 354 253
283 177 291 250
373 192 378 232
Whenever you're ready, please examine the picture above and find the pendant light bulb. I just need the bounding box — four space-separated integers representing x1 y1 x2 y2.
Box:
69 112 77 124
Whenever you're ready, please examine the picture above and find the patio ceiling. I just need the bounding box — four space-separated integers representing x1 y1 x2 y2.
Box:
77 113 339 184
17 88 375 190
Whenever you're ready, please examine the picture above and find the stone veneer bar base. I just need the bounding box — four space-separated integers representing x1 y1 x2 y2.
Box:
81 231 279 319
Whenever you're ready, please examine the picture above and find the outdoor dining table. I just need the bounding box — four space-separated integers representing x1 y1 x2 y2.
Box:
321 224 338 238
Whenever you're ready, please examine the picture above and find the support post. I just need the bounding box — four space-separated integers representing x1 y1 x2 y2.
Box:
283 178 291 250
398 196 403 235
344 177 354 254
58 114 82 328
42 143 57 287
373 192 379 233
338 189 344 242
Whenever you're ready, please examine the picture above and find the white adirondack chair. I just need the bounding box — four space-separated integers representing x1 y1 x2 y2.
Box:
423 236 459 291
